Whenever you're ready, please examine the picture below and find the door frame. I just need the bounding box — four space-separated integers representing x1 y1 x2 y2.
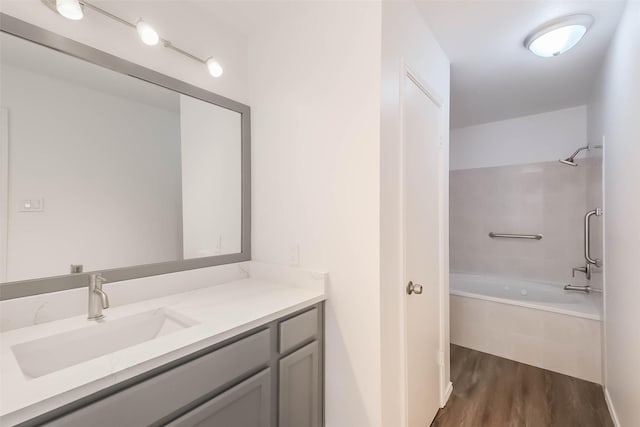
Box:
0 108 8 282
398 61 451 425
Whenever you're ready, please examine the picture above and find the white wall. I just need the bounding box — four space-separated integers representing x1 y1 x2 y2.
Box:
1 63 181 281
380 2 450 425
247 3 382 426
588 2 640 426
451 106 587 170
180 95 242 258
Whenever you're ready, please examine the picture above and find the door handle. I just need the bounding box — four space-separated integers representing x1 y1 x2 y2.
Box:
406 281 423 295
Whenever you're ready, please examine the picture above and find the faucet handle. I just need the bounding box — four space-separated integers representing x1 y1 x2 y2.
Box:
572 266 586 278
571 264 592 280
89 273 108 287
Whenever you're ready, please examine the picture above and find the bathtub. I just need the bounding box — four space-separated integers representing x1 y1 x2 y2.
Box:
449 273 603 383
450 273 601 320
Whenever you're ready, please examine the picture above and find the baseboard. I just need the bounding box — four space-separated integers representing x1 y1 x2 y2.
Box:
440 381 453 408
604 388 620 427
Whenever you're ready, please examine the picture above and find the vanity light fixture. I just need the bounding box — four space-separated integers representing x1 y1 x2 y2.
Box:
206 57 224 78
136 19 159 46
55 0 83 21
525 14 594 57
41 0 224 78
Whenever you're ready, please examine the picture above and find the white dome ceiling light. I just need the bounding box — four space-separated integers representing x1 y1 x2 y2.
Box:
525 14 594 58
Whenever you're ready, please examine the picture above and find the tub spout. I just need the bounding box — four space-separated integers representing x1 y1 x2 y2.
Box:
563 284 591 293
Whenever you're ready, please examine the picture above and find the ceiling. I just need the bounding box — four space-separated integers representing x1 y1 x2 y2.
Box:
415 0 626 128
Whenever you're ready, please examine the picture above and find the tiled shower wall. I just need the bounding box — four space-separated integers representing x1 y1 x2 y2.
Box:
450 158 602 286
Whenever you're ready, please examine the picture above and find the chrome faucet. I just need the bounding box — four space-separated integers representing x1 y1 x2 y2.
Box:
88 273 109 321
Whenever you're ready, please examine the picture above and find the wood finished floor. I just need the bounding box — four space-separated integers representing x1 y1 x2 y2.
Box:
431 345 614 427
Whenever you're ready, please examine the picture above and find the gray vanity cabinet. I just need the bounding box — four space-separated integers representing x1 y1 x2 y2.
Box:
26 303 324 427
166 368 271 427
279 342 320 427
43 330 272 427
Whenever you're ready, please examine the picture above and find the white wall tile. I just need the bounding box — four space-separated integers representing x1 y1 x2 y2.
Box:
450 160 596 285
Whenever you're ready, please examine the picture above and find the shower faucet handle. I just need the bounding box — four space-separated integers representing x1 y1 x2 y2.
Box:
572 264 591 280
572 266 586 277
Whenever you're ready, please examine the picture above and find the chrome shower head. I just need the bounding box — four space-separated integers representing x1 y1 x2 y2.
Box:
559 158 578 167
559 146 589 167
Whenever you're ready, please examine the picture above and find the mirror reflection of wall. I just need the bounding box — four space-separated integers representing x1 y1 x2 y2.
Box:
180 96 241 259
0 33 242 283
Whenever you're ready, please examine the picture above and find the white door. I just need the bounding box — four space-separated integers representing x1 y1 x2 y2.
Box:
402 72 443 427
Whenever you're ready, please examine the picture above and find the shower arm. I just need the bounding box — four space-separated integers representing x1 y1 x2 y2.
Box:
568 146 590 159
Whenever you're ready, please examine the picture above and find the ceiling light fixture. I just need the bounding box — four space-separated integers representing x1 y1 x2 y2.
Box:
136 19 159 46
525 14 594 57
41 0 224 78
56 0 83 20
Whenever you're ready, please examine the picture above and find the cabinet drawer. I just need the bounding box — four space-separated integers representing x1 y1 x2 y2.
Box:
46 329 271 427
279 308 318 353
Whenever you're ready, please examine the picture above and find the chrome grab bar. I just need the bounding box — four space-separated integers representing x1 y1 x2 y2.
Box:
489 232 543 240
584 208 603 266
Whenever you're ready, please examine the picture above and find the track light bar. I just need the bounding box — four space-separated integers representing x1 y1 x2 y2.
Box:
41 0 223 78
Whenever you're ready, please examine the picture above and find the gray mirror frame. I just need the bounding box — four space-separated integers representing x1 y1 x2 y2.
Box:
0 13 251 300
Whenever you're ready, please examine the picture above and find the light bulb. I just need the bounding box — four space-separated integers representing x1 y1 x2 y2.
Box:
206 58 223 78
136 19 159 46
528 25 587 57
56 0 83 20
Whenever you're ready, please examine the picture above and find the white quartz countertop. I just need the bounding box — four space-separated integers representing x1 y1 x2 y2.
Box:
0 269 325 426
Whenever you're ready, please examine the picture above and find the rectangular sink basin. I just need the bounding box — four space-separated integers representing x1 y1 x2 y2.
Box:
11 308 198 379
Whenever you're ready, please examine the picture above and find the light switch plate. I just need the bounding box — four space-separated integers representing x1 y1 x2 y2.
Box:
21 198 45 212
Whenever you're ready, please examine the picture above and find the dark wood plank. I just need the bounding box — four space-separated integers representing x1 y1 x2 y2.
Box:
431 345 613 427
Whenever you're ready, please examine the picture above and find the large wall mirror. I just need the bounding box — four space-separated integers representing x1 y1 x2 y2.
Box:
0 15 251 300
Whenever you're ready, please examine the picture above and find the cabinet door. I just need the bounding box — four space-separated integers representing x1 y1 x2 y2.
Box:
279 341 320 427
167 368 271 427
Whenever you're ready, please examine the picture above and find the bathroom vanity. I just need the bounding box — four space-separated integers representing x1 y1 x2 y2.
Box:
43 305 323 427
0 264 326 427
